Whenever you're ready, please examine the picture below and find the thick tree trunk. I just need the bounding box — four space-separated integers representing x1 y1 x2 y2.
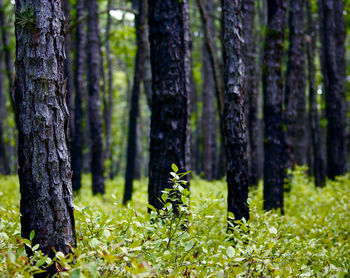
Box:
72 0 86 191
306 1 325 187
284 0 306 169
262 0 286 212
124 0 148 204
242 0 259 187
14 0 76 272
148 0 191 210
0 0 16 122
319 0 348 178
222 0 249 222
0 45 9 175
87 0 105 194
201 0 217 181
63 0 75 140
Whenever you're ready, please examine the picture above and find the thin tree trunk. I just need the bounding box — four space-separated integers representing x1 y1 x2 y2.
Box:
72 0 86 191
262 0 287 213
201 0 217 181
222 0 249 222
148 0 191 210
0 0 16 123
14 0 76 274
87 0 105 194
306 0 325 187
63 0 75 140
319 0 348 178
191 71 201 175
243 0 259 187
124 0 148 204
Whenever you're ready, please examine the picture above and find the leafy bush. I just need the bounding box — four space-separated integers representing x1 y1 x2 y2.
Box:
0 167 349 277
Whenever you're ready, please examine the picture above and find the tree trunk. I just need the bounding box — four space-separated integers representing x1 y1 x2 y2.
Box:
87 0 105 194
14 0 76 272
262 0 286 213
0 0 16 123
72 0 86 191
306 0 325 187
124 0 148 204
222 0 249 222
284 0 306 169
242 0 259 187
63 0 75 140
201 0 217 181
148 0 191 210
319 0 348 178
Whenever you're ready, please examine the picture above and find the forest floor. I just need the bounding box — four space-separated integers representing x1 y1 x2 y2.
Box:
0 167 349 277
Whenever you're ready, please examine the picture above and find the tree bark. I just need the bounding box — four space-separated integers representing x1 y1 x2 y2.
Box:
87 0 105 194
72 0 86 191
0 0 16 123
14 0 76 272
319 0 348 178
222 0 249 222
242 0 259 187
124 0 148 204
148 0 191 210
201 0 217 181
262 0 286 213
306 1 325 187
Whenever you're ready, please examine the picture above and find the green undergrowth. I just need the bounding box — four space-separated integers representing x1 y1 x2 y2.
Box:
0 167 349 277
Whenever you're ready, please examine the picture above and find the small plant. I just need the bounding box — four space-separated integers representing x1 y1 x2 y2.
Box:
15 4 36 32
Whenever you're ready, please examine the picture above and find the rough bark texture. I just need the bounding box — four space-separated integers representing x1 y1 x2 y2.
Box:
14 0 76 270
71 0 85 191
222 0 249 221
242 0 259 186
63 0 74 140
284 0 306 169
87 0 105 194
319 0 348 178
148 0 191 210
0 0 16 120
201 0 217 181
262 0 286 212
0 42 9 175
124 0 147 204
306 1 325 187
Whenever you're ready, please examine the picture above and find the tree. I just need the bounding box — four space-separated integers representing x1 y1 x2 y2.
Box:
284 0 306 170
222 0 249 222
262 0 287 212
319 0 348 179
306 0 325 187
242 0 260 187
148 0 191 210
71 0 86 191
87 0 105 194
124 0 148 204
14 0 76 270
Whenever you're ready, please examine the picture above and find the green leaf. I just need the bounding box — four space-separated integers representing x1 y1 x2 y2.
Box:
161 193 168 202
185 240 194 251
70 268 81 278
171 163 178 173
227 246 235 258
35 257 47 268
30 230 35 241
269 227 278 235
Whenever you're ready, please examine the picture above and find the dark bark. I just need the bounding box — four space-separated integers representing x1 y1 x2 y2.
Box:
284 0 306 169
0 0 16 122
319 0 348 178
0 41 9 175
63 0 75 140
306 0 325 187
148 0 191 210
201 0 217 181
262 0 286 212
72 0 86 191
124 0 148 204
222 0 249 222
87 0 105 194
242 0 259 186
14 0 76 272
104 0 113 178
142 21 152 110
